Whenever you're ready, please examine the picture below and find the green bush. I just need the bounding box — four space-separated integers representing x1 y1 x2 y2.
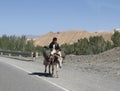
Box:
111 30 120 47
61 35 114 55
74 38 89 55
61 44 74 55
89 36 107 54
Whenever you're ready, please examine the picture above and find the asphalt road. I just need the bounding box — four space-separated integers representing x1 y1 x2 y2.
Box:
0 60 64 91
1 56 120 91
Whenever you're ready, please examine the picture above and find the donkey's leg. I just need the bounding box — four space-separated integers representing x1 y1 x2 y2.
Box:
52 64 55 77
49 64 51 74
44 65 47 73
56 64 59 78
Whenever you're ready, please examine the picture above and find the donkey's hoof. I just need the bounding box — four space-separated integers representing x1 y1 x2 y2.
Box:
59 66 62 69
56 76 59 78
52 74 55 78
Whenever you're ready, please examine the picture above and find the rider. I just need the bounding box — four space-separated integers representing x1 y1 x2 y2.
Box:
49 37 61 61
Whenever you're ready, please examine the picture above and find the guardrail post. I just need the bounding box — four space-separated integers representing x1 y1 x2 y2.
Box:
9 53 11 57
19 55 22 58
36 52 38 58
1 52 3 55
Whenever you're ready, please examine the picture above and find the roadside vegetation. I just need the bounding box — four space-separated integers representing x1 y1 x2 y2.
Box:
0 35 43 54
0 30 120 55
61 30 120 55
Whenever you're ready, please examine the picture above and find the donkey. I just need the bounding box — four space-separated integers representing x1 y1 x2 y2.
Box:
43 48 51 74
50 51 63 78
43 48 65 78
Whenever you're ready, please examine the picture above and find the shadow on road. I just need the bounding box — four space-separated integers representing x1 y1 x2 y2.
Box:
29 72 52 77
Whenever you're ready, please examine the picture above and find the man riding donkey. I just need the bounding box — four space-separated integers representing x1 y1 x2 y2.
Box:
49 37 62 68
43 37 63 77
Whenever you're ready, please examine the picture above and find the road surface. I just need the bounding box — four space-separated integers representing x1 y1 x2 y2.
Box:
0 56 120 91
0 57 65 91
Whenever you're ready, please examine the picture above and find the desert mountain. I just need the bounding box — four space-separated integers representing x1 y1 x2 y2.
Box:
33 30 113 46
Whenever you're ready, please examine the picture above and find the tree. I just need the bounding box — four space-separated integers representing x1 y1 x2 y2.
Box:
89 36 107 54
8 35 17 50
35 46 44 56
111 30 120 47
19 36 26 51
105 41 113 50
61 44 74 55
74 38 89 55
0 35 9 50
25 40 35 52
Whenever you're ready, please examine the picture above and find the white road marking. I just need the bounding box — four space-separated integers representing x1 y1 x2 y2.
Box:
2 61 70 91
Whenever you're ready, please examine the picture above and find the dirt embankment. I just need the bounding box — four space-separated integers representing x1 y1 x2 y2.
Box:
64 47 120 76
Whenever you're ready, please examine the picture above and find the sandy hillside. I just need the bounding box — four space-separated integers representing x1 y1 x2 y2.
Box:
33 30 113 46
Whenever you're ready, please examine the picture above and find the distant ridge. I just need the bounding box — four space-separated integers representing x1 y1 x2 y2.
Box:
26 35 38 39
33 30 114 46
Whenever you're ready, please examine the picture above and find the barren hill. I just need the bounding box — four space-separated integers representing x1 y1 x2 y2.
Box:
33 30 113 46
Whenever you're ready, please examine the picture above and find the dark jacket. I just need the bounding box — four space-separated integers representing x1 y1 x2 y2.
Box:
49 42 60 50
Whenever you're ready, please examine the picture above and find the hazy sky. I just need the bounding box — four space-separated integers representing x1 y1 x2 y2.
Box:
0 0 120 35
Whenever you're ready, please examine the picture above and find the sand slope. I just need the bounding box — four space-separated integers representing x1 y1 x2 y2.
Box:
33 30 113 46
